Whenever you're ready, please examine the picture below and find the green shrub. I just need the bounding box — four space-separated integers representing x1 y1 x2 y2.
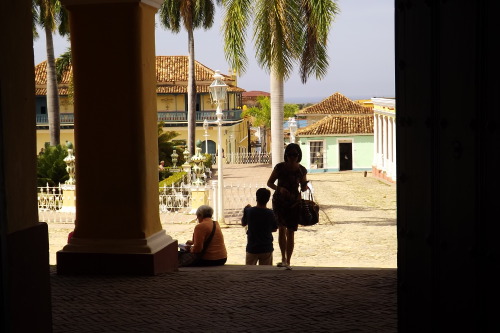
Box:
203 154 213 169
159 171 187 189
159 169 172 181
37 143 69 186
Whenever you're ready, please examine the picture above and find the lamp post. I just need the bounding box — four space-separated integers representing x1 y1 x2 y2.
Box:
209 70 228 223
289 117 298 144
203 118 209 154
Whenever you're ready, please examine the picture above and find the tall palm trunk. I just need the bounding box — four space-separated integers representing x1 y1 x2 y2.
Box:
187 29 197 155
270 69 284 167
45 26 60 146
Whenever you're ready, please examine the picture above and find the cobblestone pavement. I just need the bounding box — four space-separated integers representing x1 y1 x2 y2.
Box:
50 164 397 332
50 266 397 333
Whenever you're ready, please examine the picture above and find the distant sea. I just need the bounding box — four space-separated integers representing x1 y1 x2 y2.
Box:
285 95 374 104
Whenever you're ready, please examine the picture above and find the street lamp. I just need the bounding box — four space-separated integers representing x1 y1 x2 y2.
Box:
289 117 298 143
209 70 228 223
203 118 209 154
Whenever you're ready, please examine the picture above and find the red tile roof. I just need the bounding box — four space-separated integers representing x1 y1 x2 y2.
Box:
298 92 373 115
242 91 270 97
297 115 374 136
34 56 245 95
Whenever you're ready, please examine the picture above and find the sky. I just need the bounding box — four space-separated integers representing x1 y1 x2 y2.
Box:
32 0 395 104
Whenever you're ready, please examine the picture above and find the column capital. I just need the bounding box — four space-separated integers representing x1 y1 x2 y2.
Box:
62 0 163 9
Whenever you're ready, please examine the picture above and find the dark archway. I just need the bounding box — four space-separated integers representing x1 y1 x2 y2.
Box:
201 140 216 155
338 142 352 171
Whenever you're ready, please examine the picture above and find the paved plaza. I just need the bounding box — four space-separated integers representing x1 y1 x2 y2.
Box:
49 164 398 332
50 266 397 332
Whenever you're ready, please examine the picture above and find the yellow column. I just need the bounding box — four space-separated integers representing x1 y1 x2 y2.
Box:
57 0 177 274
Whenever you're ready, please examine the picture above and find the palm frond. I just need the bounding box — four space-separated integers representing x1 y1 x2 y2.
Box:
222 0 253 74
298 0 339 83
55 48 71 83
159 0 182 32
253 0 301 80
56 1 70 36
32 0 40 40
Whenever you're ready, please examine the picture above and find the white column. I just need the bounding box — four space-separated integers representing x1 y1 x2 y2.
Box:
392 118 397 181
387 117 394 178
378 114 384 170
382 116 389 173
373 114 379 167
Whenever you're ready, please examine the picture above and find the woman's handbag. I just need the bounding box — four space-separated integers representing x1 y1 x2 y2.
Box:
178 220 216 267
298 189 320 226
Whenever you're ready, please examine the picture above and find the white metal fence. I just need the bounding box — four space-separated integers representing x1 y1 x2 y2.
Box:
221 183 267 224
38 155 272 224
226 152 271 164
209 152 271 165
38 184 64 211
37 181 268 225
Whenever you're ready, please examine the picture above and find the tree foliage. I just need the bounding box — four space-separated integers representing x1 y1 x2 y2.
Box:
242 96 298 128
221 0 339 83
158 0 222 155
55 48 71 82
158 122 186 167
33 0 70 146
221 0 338 165
37 143 69 186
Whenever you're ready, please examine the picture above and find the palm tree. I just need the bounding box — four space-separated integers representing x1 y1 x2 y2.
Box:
55 48 74 104
221 0 338 165
159 0 221 155
34 0 69 146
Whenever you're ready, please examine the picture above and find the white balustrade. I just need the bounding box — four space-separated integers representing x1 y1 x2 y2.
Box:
38 179 268 225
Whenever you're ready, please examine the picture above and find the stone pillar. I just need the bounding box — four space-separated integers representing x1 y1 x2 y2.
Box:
1 0 52 329
60 185 76 213
57 0 177 275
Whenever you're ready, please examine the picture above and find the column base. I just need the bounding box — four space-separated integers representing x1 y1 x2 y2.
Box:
7 223 52 332
57 234 178 275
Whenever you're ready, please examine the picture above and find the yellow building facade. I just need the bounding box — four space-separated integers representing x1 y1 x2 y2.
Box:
35 56 249 156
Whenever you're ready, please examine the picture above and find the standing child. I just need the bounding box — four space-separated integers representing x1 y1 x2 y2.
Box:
241 188 278 265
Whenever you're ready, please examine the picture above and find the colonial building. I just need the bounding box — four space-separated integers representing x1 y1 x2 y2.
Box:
371 97 396 182
295 92 374 172
241 90 270 108
297 92 373 126
34 56 248 156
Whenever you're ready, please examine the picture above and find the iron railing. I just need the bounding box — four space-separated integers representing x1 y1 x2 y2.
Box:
37 181 271 225
36 110 243 125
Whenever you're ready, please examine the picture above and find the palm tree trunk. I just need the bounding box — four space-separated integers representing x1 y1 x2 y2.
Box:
270 69 284 167
187 29 197 155
45 26 60 146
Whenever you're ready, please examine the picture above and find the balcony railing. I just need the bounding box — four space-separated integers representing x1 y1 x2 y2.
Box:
36 113 75 125
36 110 243 125
157 110 242 122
